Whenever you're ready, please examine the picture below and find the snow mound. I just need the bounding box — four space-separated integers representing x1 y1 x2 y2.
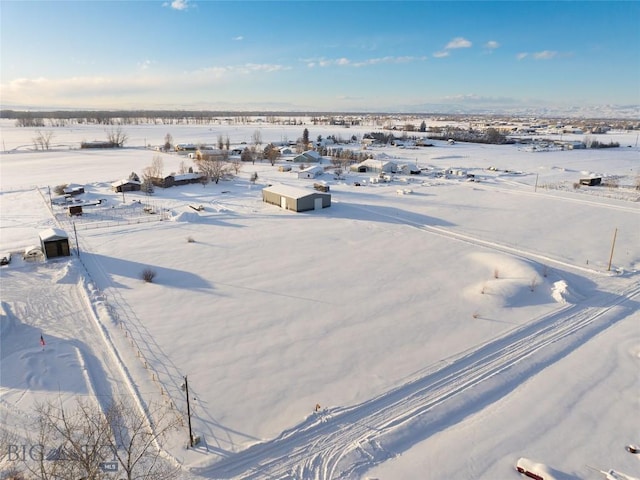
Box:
464 252 551 307
550 280 581 304
172 211 203 223
52 260 77 284
516 457 558 480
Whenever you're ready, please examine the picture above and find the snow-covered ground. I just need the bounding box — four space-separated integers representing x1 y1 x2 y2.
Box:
1 119 639 479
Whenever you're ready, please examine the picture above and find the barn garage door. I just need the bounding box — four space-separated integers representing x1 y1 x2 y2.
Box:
314 198 322 210
281 196 287 209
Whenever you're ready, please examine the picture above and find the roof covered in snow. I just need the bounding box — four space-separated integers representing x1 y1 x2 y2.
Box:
262 184 328 199
39 227 68 241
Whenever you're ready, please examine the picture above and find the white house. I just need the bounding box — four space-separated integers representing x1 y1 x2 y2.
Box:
297 165 324 179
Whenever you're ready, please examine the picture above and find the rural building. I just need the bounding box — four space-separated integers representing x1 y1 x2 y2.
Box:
292 150 322 163
175 143 197 152
63 184 85 196
195 148 226 162
351 158 398 174
579 177 602 186
262 185 331 212
297 165 324 179
112 179 141 193
68 205 83 216
39 228 71 259
151 173 205 188
172 172 205 185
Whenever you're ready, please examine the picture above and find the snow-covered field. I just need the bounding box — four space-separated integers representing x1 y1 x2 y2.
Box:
1 119 639 480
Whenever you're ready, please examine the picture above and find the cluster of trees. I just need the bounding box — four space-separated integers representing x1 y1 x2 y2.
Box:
1 398 180 480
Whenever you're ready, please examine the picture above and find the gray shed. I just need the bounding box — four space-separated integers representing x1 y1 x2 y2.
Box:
39 228 71 259
262 185 331 212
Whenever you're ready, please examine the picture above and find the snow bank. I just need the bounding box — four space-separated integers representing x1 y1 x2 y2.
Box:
550 280 582 304
171 211 202 223
516 457 558 480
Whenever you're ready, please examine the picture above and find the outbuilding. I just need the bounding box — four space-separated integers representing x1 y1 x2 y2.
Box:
297 165 324 179
39 228 71 259
579 177 602 186
112 179 141 193
262 185 331 212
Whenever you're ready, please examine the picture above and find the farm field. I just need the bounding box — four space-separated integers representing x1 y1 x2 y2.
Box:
1 119 639 480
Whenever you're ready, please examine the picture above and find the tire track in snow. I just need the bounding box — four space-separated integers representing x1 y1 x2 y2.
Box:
195 283 639 479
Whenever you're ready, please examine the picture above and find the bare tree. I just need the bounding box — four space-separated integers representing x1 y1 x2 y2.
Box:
163 133 173 152
107 127 128 147
17 398 179 480
252 129 262 151
32 130 55 150
149 155 164 179
105 400 180 480
230 157 242 175
196 157 230 184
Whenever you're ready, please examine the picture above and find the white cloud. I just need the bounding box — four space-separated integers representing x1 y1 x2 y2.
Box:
516 52 528 60
445 37 472 49
533 50 558 60
233 36 244 41
137 59 154 70
433 51 450 59
163 0 191 11
484 40 500 50
305 56 426 68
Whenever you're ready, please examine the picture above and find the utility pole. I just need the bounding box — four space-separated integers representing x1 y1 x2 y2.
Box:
183 376 194 447
607 228 618 272
534 173 539 192
73 222 80 257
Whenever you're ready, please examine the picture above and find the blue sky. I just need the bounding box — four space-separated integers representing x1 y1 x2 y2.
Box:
1 0 639 112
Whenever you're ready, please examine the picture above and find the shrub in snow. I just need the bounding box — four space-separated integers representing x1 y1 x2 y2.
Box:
53 184 68 195
141 268 156 283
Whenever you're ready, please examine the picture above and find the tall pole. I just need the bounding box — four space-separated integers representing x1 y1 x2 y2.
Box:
73 222 80 258
607 228 618 272
184 376 194 447
534 173 539 192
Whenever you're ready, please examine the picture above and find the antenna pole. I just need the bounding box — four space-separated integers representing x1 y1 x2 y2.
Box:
607 228 618 272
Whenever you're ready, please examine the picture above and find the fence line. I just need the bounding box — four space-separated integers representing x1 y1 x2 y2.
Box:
35 186 186 425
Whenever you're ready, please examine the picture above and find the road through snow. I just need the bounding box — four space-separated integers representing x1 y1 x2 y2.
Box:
194 282 639 480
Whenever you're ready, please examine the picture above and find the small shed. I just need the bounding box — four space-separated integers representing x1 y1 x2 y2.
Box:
39 228 71 259
297 165 324 179
112 179 141 193
579 177 602 186
262 185 331 212
68 205 83 216
63 184 85 196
